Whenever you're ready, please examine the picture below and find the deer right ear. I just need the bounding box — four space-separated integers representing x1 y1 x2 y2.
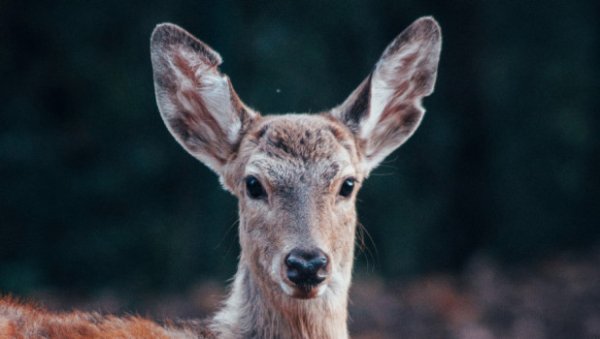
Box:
329 17 441 175
150 24 258 175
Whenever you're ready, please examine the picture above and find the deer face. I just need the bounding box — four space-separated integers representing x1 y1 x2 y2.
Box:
150 17 441 300
224 115 363 299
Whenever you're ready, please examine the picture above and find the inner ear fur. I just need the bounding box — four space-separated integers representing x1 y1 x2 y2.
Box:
329 16 442 174
150 23 258 175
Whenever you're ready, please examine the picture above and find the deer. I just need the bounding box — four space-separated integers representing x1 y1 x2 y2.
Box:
0 16 441 338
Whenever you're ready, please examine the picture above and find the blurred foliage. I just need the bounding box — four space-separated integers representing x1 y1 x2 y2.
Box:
0 1 598 294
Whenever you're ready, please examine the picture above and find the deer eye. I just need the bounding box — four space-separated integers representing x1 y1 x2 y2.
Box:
245 176 267 200
339 178 356 198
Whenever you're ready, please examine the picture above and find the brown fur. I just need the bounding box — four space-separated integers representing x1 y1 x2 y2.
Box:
0 17 441 338
0 297 209 338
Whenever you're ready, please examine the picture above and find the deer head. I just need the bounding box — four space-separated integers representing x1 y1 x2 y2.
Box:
150 16 441 309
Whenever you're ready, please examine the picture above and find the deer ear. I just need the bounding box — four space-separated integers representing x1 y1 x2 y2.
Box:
330 17 441 174
150 23 258 175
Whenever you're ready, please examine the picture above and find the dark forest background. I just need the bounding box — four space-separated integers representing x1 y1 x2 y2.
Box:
1 0 598 303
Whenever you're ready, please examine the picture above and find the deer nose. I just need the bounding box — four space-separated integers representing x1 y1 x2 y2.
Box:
285 248 329 287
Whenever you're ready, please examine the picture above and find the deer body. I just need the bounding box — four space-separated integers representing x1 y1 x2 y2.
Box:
0 17 441 338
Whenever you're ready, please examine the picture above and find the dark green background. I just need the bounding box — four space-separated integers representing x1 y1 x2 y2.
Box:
1 1 598 294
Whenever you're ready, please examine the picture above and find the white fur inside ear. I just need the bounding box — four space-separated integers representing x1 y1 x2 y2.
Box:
167 46 245 144
200 74 242 144
360 43 420 140
362 104 426 172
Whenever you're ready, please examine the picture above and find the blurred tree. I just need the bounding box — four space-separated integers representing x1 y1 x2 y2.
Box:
0 0 598 294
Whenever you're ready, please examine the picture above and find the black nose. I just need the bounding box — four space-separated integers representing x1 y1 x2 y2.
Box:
285 248 329 287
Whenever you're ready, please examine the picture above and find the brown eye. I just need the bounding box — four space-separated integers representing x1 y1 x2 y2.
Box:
245 176 267 199
339 178 356 198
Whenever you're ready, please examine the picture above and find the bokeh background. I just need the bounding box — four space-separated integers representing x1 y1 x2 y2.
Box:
1 1 599 338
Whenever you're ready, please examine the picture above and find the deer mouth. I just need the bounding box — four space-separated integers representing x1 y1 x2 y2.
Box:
279 278 328 299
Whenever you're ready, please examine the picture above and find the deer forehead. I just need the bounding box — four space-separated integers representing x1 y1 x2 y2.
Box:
241 115 360 187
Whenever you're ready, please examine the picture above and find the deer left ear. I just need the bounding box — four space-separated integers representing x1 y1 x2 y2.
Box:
329 17 441 174
150 23 258 176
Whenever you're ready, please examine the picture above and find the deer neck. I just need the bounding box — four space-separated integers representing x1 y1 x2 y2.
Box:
210 259 350 339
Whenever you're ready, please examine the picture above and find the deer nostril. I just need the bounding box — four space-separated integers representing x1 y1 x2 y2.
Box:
285 254 306 270
309 256 328 269
285 248 329 287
